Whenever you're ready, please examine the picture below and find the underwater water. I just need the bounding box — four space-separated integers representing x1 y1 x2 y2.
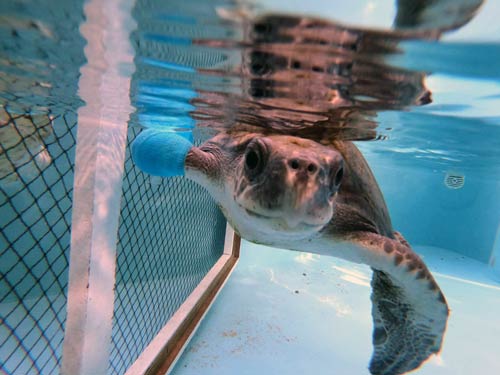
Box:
1 0 500 374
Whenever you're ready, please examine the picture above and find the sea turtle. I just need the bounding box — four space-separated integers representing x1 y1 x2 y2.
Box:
182 129 449 375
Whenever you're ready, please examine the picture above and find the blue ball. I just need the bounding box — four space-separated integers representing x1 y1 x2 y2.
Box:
131 129 193 177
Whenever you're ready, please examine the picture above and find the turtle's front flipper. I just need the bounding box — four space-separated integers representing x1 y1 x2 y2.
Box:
393 231 410 248
369 269 447 375
349 232 449 375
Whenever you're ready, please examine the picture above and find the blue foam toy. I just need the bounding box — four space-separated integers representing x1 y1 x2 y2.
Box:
131 129 193 177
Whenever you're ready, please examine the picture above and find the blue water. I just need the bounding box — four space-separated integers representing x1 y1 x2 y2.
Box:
1 0 500 374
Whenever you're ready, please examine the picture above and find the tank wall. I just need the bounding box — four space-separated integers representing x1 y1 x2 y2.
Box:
492 226 500 278
366 161 500 263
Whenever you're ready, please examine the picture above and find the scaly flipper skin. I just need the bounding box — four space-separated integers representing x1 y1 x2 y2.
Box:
348 232 449 375
393 231 411 248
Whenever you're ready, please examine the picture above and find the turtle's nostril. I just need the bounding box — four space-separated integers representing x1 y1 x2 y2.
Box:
289 159 300 169
288 159 318 174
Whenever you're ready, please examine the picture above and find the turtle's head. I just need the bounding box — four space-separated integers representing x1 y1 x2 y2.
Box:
185 132 344 240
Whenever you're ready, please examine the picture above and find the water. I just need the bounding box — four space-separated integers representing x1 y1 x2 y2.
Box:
128 0 500 174
2 1 499 173
1 0 500 374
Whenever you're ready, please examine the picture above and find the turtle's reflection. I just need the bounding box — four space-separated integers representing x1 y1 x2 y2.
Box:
194 0 483 144
239 15 432 140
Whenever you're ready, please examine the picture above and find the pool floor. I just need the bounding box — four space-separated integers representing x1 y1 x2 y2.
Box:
171 240 500 375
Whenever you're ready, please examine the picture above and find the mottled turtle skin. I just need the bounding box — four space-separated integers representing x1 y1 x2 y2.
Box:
184 129 449 375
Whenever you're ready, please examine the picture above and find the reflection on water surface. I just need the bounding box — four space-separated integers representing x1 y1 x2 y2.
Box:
124 0 497 174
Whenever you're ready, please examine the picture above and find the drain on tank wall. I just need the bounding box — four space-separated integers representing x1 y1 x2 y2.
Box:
444 171 465 189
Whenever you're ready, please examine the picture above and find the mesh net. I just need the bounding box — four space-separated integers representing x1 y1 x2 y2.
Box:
108 127 227 374
106 1 230 372
1 113 228 375
0 110 228 375
0 107 77 375
2 0 230 373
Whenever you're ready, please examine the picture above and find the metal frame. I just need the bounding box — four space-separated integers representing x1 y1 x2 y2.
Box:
61 0 136 374
60 1 241 374
125 226 240 375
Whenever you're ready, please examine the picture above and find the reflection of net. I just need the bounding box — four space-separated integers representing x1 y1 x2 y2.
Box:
0 107 77 374
108 127 227 374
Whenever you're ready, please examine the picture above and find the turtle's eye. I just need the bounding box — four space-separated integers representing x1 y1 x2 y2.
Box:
334 166 344 187
245 149 259 170
244 140 267 178
329 164 344 194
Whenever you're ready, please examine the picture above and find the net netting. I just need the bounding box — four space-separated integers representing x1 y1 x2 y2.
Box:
1 0 84 371
1 0 230 373
108 127 227 374
1 114 228 375
107 1 232 371
1 108 77 375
